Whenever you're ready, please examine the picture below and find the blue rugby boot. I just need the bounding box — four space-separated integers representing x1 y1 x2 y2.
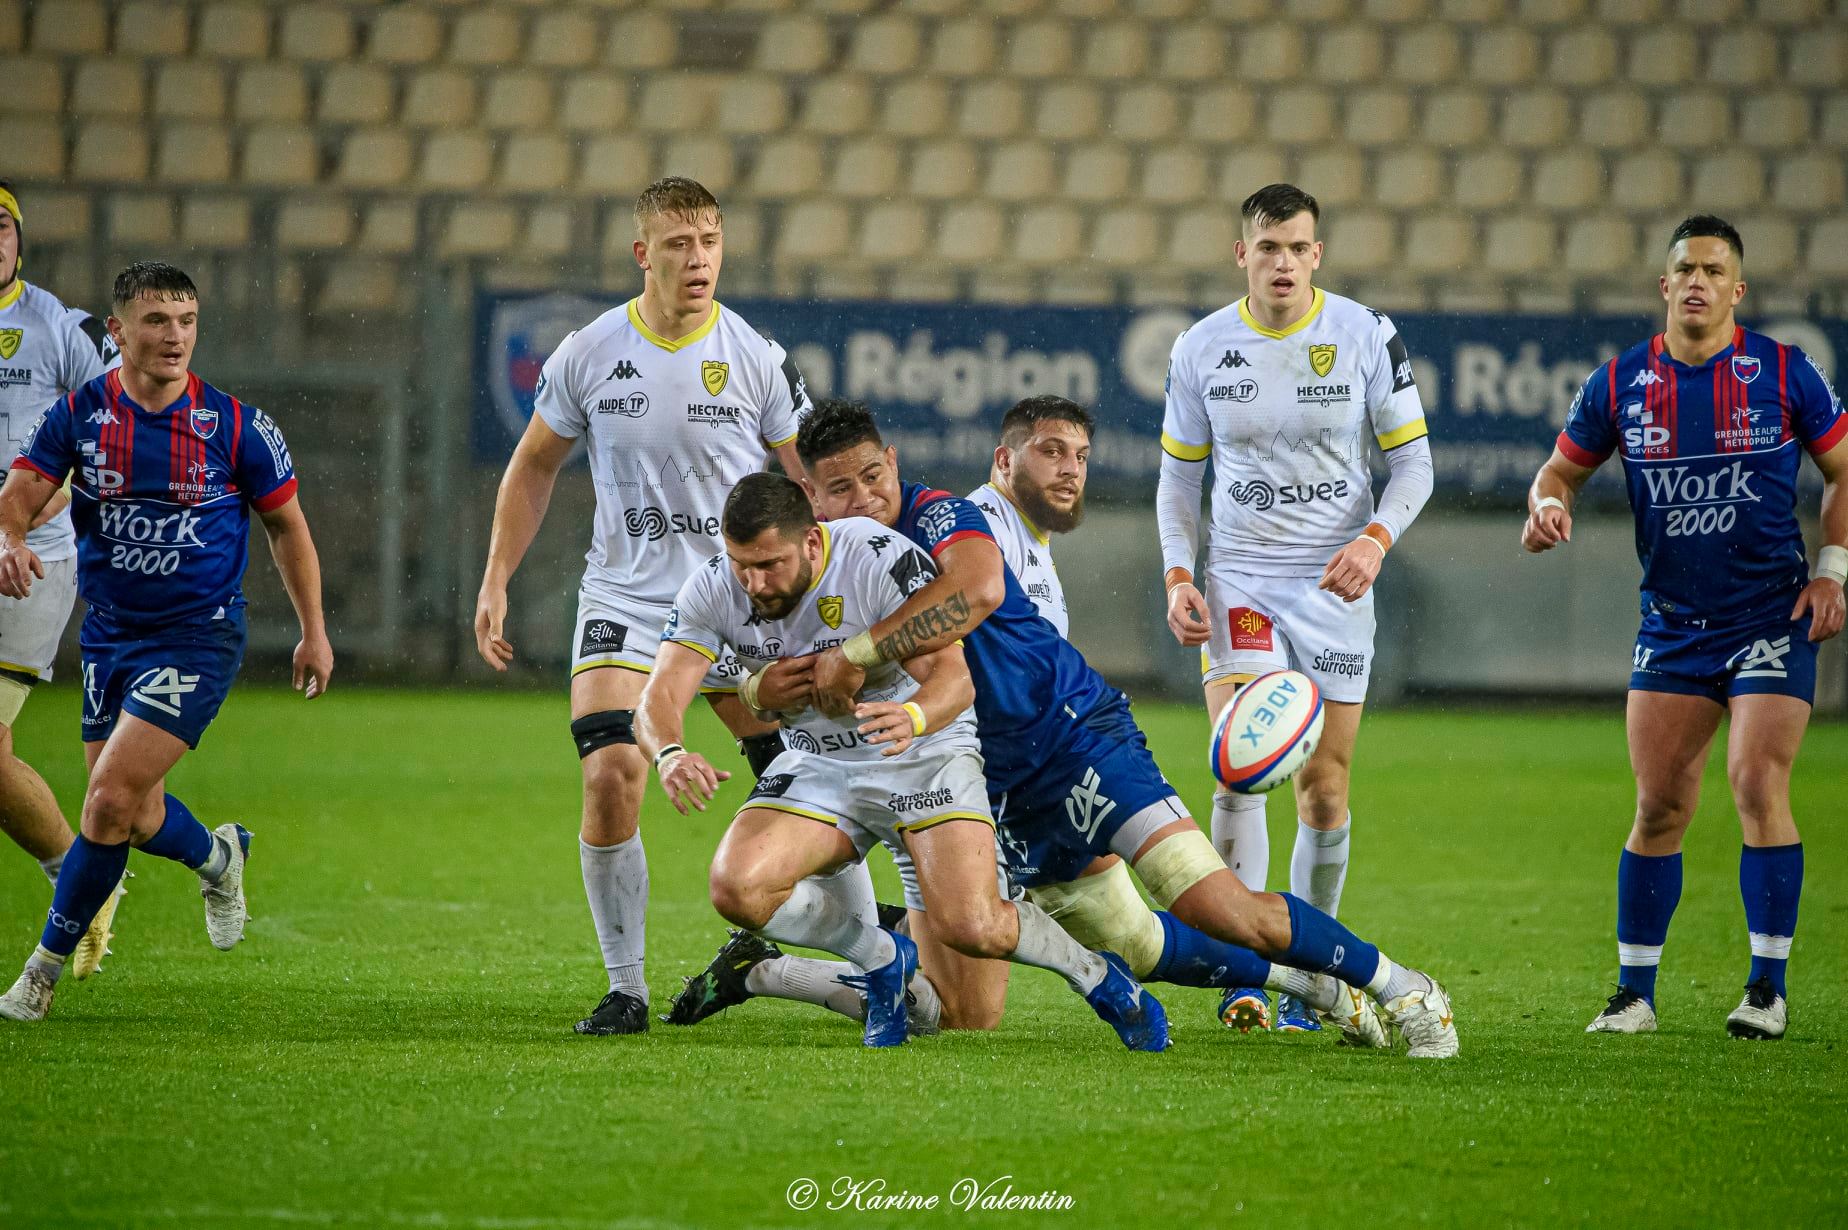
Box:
1276 992 1323 1032
838 928 917 1048
1218 986 1271 1033
1087 952 1170 1052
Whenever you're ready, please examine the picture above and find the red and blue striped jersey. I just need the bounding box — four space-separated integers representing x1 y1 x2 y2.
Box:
14 369 298 627
895 480 1115 793
1559 326 1846 622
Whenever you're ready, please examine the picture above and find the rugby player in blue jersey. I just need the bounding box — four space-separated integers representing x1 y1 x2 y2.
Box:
673 401 1458 1057
0 262 332 1021
1523 217 1847 1041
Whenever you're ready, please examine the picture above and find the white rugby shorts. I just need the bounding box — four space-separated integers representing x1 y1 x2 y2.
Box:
1201 564 1375 704
741 742 999 913
0 555 78 683
572 584 742 694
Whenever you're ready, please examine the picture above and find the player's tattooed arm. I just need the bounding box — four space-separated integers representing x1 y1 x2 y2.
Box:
857 643 975 756
812 536 1006 716
872 590 973 662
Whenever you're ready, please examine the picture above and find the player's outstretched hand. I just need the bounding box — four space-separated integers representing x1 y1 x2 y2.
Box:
1319 538 1383 604
1792 577 1846 642
755 654 819 712
1521 505 1572 553
856 701 917 757
293 633 334 699
810 645 866 718
1166 581 1212 647
657 750 729 815
0 543 44 600
474 585 513 671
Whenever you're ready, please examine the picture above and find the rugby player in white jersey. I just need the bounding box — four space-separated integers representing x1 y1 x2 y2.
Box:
664 402 1398 1053
1158 184 1435 1033
474 178 816 1035
0 182 123 979
636 472 1169 1049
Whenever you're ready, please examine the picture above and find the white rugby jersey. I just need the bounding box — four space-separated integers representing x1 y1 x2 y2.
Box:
534 299 812 616
0 280 117 560
1161 288 1427 577
665 516 980 763
966 481 1068 636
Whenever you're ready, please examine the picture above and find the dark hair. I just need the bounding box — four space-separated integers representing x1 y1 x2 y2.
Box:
796 399 884 469
1001 396 1094 450
634 176 722 237
1668 214 1744 263
1241 183 1320 233
723 472 816 543
112 261 198 309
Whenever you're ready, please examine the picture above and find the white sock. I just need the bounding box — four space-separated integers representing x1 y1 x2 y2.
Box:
744 956 944 1031
759 877 895 970
1212 792 1269 892
581 833 648 998
1366 954 1421 1003
1291 814 1350 918
746 954 868 1018
199 831 231 884
1265 964 1317 1001
1008 899 1108 995
27 944 65 984
39 851 64 884
808 859 879 928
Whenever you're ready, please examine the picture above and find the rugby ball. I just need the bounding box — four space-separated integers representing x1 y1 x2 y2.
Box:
1210 670 1324 795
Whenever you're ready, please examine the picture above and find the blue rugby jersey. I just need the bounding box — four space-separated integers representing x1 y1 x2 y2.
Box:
894 480 1116 794
14 369 298 626
1558 326 1847 623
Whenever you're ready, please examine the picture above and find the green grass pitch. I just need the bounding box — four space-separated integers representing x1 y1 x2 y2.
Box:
1 687 1844 1228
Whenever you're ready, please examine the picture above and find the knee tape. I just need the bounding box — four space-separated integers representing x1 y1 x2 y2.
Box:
737 730 786 778
0 674 34 727
569 709 635 759
1025 860 1165 979
1134 828 1226 910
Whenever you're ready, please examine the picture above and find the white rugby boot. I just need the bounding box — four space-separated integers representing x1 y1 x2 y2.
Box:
1725 978 1787 1040
1380 970 1459 1058
0 966 56 1022
1310 975 1390 1049
1586 987 1657 1034
201 824 252 950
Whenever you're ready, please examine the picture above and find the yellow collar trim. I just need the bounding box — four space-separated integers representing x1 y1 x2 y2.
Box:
807 523 833 594
1238 287 1324 339
0 280 23 311
627 298 720 353
993 482 1048 546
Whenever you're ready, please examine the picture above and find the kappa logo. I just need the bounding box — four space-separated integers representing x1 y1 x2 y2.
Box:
1308 344 1337 378
1730 635 1791 680
129 666 200 717
1732 355 1761 384
1631 369 1663 388
86 408 119 425
606 360 642 381
868 534 893 555
1216 350 1250 369
701 360 729 397
817 595 844 629
0 328 22 360
1063 767 1117 840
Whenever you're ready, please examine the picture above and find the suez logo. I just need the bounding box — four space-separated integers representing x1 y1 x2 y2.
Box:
1224 478 1351 509
623 507 721 540
780 725 865 754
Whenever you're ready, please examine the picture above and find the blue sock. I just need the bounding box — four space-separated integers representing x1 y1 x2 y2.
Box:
138 794 213 869
1740 843 1802 998
1279 892 1381 988
39 835 130 959
1616 849 1681 1005
1150 911 1273 989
